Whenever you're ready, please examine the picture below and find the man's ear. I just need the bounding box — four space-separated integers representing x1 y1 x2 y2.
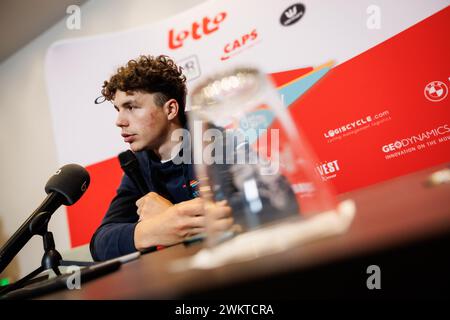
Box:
164 99 179 121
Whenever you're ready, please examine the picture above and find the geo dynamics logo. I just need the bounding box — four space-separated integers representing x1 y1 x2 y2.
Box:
424 81 448 102
280 3 305 26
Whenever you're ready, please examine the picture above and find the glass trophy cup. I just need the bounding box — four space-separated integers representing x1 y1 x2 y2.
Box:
188 67 337 246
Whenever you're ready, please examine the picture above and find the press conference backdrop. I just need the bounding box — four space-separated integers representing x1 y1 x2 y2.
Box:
45 0 450 248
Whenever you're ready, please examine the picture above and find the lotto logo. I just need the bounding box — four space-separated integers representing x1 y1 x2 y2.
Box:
168 12 227 49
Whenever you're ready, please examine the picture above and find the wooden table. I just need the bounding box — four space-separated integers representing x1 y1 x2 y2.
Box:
39 163 450 299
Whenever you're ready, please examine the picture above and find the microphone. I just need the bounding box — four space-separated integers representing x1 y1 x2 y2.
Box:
118 150 149 195
118 151 163 254
0 164 90 273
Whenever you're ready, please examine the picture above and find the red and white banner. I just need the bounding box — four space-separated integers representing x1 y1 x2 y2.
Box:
45 0 450 247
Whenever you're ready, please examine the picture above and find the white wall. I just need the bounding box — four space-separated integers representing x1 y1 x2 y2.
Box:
0 0 206 281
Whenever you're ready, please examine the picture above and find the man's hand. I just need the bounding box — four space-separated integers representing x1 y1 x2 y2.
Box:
136 192 173 221
134 197 233 250
134 197 206 249
205 200 234 233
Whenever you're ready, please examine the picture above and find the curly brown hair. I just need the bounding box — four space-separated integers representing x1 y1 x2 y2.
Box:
101 55 187 125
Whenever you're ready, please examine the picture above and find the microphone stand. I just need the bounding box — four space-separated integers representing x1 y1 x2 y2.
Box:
0 212 93 296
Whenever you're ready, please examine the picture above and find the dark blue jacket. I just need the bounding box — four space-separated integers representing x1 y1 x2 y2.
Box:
89 150 197 261
90 134 300 261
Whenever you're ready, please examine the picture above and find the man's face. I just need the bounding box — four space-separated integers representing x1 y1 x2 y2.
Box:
113 90 170 152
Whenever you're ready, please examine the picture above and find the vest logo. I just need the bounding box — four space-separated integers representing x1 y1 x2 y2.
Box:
221 29 258 61
280 3 305 26
316 160 340 181
168 12 227 50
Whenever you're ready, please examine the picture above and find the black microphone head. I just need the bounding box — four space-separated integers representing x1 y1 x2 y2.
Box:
118 150 149 195
44 164 90 205
118 150 137 168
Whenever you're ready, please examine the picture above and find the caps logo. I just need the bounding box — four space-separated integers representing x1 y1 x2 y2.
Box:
221 29 258 61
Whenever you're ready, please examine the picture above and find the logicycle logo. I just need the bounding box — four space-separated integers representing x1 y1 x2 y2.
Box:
221 29 258 61
324 116 372 138
280 3 305 26
424 81 448 102
168 12 227 50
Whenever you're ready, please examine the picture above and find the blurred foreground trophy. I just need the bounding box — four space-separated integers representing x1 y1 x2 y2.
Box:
188 67 337 246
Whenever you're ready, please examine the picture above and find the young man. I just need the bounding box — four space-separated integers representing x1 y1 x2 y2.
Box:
90 55 232 261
